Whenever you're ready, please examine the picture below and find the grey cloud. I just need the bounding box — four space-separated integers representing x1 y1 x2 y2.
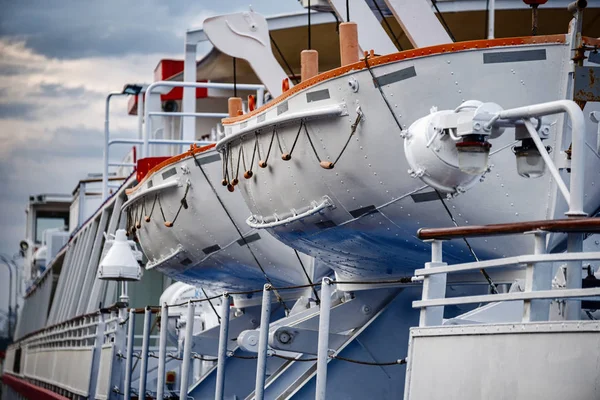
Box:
0 64 44 76
0 102 38 119
38 83 89 98
0 0 302 60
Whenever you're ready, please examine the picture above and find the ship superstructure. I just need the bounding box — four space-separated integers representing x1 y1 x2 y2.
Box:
2 1 600 399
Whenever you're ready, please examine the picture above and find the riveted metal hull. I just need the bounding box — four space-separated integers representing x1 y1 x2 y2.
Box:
125 149 319 294
218 39 600 282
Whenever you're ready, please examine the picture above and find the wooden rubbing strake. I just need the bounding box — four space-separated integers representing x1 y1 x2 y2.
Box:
417 218 600 240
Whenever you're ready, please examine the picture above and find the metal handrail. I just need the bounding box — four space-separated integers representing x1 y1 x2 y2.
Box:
414 287 600 308
414 251 600 276
417 217 600 241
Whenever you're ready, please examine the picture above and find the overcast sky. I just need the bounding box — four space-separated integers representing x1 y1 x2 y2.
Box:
0 0 303 315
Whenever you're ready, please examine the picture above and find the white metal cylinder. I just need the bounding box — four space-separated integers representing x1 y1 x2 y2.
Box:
156 303 169 400
487 0 495 39
254 285 272 400
315 277 333 400
138 307 152 398
215 294 231 400
565 233 583 320
123 309 135 400
179 301 195 400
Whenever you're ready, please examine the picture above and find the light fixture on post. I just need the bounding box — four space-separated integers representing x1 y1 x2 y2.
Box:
97 229 142 311
454 101 503 175
403 101 503 195
455 139 492 175
511 123 551 178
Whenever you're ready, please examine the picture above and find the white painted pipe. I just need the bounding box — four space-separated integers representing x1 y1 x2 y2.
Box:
123 309 135 400
315 277 333 400
148 111 229 118
156 303 168 400
254 284 272 400
143 81 265 158
497 100 586 216
103 92 127 200
215 294 231 400
138 307 152 399
179 301 195 400
523 120 571 205
487 0 495 39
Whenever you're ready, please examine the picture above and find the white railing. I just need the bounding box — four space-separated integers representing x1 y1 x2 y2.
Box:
414 228 600 327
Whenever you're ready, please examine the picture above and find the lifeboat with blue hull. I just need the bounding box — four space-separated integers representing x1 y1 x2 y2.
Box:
216 35 600 283
123 145 324 303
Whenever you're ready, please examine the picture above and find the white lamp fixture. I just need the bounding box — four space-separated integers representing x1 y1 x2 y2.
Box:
97 229 142 281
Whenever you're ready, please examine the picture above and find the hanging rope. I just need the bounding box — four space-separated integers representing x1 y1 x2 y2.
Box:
364 54 404 133
270 33 300 84
431 0 456 42
259 128 276 168
136 201 144 229
233 57 237 97
201 287 221 323
243 138 257 179
330 110 362 167
346 0 350 21
154 183 191 228
373 0 404 50
145 194 157 222
189 151 291 313
281 121 303 161
294 250 320 304
308 0 312 50
435 190 498 294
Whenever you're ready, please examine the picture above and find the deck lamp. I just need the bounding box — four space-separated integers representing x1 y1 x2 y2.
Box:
456 138 492 175
122 84 145 95
97 229 142 282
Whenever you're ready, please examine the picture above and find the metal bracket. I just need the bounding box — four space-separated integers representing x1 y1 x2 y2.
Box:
191 308 260 356
270 326 348 355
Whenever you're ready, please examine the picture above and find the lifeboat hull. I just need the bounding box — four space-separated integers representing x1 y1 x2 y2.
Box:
217 37 600 282
125 147 322 296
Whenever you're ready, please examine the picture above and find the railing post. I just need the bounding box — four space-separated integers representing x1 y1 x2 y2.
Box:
254 284 272 400
124 309 135 400
156 303 168 400
419 240 447 327
138 307 152 399
179 301 194 400
565 233 583 320
87 313 106 399
315 277 333 400
215 293 231 400
523 231 551 322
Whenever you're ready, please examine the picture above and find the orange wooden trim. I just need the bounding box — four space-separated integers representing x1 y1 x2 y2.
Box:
583 36 600 47
127 143 216 195
223 34 567 125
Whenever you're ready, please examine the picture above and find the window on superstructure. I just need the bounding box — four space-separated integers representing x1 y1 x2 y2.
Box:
35 211 69 243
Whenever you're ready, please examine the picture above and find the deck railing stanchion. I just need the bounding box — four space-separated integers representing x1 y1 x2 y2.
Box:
419 240 447 327
254 284 272 400
179 301 194 400
138 307 152 399
523 231 550 322
565 233 583 320
124 309 135 400
315 277 333 400
156 303 168 400
215 293 231 400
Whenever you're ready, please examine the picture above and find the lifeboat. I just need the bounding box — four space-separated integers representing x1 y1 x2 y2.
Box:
216 34 600 283
123 145 324 303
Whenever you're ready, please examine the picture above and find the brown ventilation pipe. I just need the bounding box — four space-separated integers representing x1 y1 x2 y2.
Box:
339 22 359 66
228 97 243 117
301 49 319 82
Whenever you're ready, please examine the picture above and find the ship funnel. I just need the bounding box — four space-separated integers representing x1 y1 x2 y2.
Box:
97 229 142 281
